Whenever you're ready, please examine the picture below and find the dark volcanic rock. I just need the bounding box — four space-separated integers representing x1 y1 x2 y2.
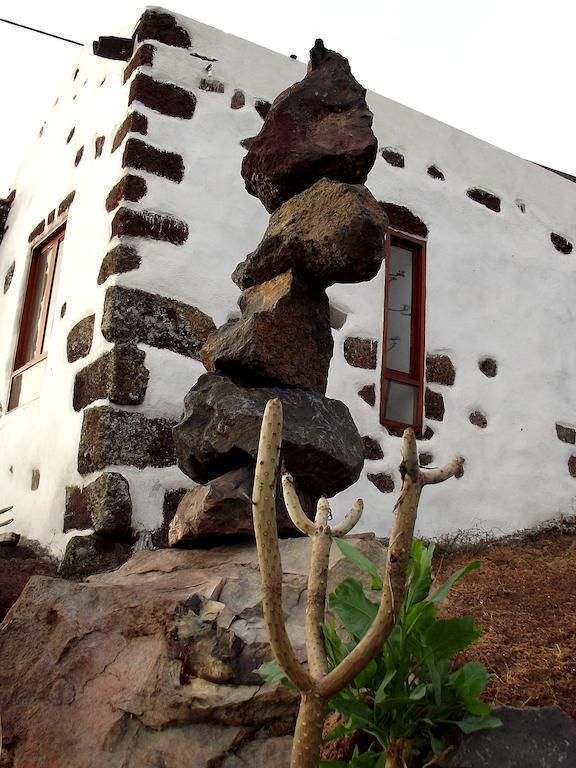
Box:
233 179 387 289
65 472 133 539
241 39 378 212
173 373 364 497
59 534 132 579
201 270 333 392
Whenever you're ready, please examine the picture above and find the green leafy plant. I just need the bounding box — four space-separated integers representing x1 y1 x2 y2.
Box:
259 538 500 767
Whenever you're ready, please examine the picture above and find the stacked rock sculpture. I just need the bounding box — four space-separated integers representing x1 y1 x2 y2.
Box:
170 40 388 545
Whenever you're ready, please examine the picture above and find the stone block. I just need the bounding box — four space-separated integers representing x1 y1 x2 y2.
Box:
97 244 141 285
111 112 148 153
122 138 184 182
67 315 95 362
426 354 456 386
105 175 147 212
111 207 188 244
425 388 445 421
73 343 149 411
64 472 132 539
466 188 501 212
129 73 196 119
344 337 378 369
136 10 191 47
379 202 428 238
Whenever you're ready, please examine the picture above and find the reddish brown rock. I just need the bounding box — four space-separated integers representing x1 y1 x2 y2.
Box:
358 384 376 407
230 89 245 109
201 270 332 392
200 78 225 93
73 344 149 411
136 10 191 48
233 179 387 289
122 138 184 182
97 244 141 284
241 39 378 212
466 188 501 213
94 136 105 157
556 424 576 444
129 73 196 119
105 174 147 212
123 43 155 83
367 472 394 493
425 388 445 422
74 147 84 166
381 148 404 167
426 354 456 386
0 556 56 620
173 373 364 498
362 436 383 460
379 202 428 238
469 410 488 429
58 190 76 216
112 112 148 153
344 337 378 369
111 207 188 244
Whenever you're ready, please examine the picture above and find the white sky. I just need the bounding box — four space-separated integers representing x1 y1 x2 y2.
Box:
1 0 575 194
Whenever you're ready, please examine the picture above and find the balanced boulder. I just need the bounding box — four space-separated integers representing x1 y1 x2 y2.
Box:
242 39 378 212
232 179 387 290
201 270 333 392
173 373 364 498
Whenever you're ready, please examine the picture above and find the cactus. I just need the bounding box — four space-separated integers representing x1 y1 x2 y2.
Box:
252 399 464 768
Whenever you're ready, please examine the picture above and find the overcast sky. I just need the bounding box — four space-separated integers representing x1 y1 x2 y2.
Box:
1 0 575 194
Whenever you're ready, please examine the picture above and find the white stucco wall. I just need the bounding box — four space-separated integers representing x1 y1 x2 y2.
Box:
1 5 575 554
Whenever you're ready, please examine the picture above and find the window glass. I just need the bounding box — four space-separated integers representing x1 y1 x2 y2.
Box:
384 380 417 424
41 239 64 353
20 244 52 365
386 244 413 373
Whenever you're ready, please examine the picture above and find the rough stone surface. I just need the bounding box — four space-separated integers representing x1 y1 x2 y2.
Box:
426 354 456 386
367 472 394 493
73 344 149 411
64 473 133 538
3 261 15 293
425 388 445 421
0 556 56 620
0 538 385 767
58 190 76 216
329 304 347 330
59 534 132 579
555 424 576 444
344 337 378 369
469 411 488 429
111 111 148 153
442 705 576 768
233 179 387 289
31 469 40 491
550 233 573 255
67 314 95 362
479 357 498 377
466 187 501 212
78 406 176 474
102 285 215 358
427 165 445 180
201 270 333 392
123 43 155 83
381 148 404 167
569 456 576 478
254 99 271 119
358 384 375 407
242 40 378 212
362 436 383 460
0 532 20 547
105 174 147 212
129 73 196 119
111 206 188 243
66 127 75 144
122 137 184 182
28 219 45 242
94 136 105 157
97 244 141 284
168 467 310 545
199 77 225 93
380 202 428 238
136 10 191 48
419 452 433 466
174 373 364 497
153 489 189 548
74 146 84 166
230 89 245 109
0 195 13 244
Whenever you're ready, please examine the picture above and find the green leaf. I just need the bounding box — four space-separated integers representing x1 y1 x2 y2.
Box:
334 538 383 590
255 660 293 688
331 697 374 728
455 715 502 734
429 561 481 604
328 578 379 640
409 683 428 700
405 540 435 606
374 669 397 703
422 616 482 660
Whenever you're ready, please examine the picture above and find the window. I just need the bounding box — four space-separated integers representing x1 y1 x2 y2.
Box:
380 231 426 433
8 226 65 411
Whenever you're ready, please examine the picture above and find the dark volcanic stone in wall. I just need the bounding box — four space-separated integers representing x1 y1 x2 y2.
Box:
31 469 40 491
466 188 501 212
67 315 95 362
73 343 149 411
173 372 365 497
479 357 498 377
344 337 378 369
122 138 184 182
550 233 573 255
201 270 333 392
129 73 196 119
97 244 141 284
94 136 105 157
47 210 55 225
60 534 132 579
367 472 394 493
230 90 245 109
254 99 271 119
379 202 428 238
363 436 383 460
111 207 188 244
0 195 13 243
242 39 378 212
102 285 215 358
569 456 576 478
199 78 225 93
427 165 445 180
74 147 84 167
556 424 576 444
136 10 191 48
78 406 176 474
233 179 387 289
58 191 76 216
381 148 404 167
3 261 14 293
426 354 455 386
112 112 148 153
105 175 147 212
28 219 45 242
153 488 188 547
358 384 376 407
419 452 433 466
64 472 132 539
469 410 487 429
425 388 444 421
123 43 155 84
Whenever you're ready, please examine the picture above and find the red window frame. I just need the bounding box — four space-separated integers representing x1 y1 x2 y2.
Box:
379 230 426 435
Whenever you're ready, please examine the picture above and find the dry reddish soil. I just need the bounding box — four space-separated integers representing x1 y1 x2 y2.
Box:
435 526 576 718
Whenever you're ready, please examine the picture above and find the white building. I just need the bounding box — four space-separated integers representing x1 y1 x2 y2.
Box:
1 6 575 558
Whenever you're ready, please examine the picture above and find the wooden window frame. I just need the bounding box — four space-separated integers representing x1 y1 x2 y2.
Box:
9 225 65 397
379 230 427 435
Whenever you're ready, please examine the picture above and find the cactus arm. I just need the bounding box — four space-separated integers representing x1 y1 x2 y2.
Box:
252 399 314 692
332 499 363 537
281 473 317 535
421 457 464 484
290 692 328 768
305 498 332 679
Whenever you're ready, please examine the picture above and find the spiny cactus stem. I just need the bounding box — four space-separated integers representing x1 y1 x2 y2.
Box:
290 692 328 768
305 497 332 679
252 399 313 692
282 473 316 535
332 499 363 537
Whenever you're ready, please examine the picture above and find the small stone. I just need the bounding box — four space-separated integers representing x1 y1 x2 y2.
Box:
233 179 387 289
344 337 378 369
199 78 225 93
469 411 487 429
74 147 84 166
381 148 404 167
569 456 576 478
427 165 444 180
122 138 184 183
94 136 105 157
64 472 132 539
379 202 428 238
479 357 498 377
230 89 245 109
31 469 40 491
556 424 576 444
111 111 148 153
358 385 376 407
466 188 501 213
58 191 76 216
425 388 445 421
111 207 188 244
363 437 383 460
3 261 15 294
419 452 433 466
97 244 141 284
367 473 394 493
66 128 75 144
67 315 95 362
550 233 573 255
135 10 191 48
123 43 155 83
129 73 196 119
105 174 147 212
426 354 455 386
28 219 45 242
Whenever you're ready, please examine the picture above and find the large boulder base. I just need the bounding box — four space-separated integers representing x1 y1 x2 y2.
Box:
233 179 387 290
201 270 333 392
241 39 378 212
173 373 364 498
